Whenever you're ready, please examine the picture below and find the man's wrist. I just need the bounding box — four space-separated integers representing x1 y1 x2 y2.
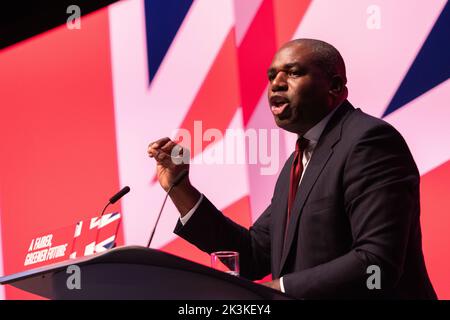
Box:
169 179 201 217
179 194 204 225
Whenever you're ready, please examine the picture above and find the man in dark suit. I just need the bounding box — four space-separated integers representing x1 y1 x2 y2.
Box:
147 39 436 299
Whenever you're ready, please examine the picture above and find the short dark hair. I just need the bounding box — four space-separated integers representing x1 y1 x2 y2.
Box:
289 39 347 84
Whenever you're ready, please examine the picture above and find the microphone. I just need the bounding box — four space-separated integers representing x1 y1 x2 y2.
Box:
147 170 189 247
99 186 131 218
109 186 131 204
95 186 131 249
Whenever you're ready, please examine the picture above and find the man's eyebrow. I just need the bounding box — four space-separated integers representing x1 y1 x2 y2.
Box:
267 62 304 74
284 62 303 69
267 67 275 75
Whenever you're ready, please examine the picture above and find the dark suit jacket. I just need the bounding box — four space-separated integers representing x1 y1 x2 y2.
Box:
174 100 437 299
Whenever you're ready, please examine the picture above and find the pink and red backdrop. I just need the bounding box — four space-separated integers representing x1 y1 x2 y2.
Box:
0 0 448 299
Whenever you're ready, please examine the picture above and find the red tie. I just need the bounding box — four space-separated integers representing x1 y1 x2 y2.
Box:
287 138 308 222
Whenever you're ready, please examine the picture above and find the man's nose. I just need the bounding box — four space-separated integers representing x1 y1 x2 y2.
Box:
270 72 288 92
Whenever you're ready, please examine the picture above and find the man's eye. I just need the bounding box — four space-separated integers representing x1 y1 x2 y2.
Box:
288 70 301 77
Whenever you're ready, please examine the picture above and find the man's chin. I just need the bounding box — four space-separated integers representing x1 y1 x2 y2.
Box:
274 116 309 135
274 117 298 133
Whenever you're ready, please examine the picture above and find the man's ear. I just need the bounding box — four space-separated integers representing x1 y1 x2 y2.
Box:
329 75 346 98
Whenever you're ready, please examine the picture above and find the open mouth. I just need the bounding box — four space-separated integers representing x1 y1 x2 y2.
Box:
271 103 289 115
270 96 290 116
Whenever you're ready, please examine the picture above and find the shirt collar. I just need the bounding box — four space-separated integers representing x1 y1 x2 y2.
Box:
301 102 343 144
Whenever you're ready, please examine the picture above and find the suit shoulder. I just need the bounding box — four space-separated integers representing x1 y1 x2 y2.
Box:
343 107 403 141
340 106 418 173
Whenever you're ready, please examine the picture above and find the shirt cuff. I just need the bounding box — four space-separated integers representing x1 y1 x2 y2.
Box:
279 276 286 293
179 193 204 225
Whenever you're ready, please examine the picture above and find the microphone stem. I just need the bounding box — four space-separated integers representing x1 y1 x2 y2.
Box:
147 186 173 248
147 170 189 248
95 201 112 250
100 202 111 218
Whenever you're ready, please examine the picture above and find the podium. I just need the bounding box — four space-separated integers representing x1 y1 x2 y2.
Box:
0 246 292 300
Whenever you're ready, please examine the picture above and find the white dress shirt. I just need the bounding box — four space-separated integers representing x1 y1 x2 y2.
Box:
180 104 342 293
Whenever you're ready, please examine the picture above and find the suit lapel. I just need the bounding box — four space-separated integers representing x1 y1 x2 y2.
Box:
279 101 354 274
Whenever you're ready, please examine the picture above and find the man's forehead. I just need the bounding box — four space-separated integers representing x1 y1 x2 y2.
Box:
270 43 312 68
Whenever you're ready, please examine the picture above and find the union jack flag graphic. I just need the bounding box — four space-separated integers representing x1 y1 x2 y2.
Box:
0 0 448 300
70 212 121 259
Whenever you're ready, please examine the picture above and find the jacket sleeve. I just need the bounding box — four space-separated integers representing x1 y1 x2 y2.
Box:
283 123 420 299
174 195 272 280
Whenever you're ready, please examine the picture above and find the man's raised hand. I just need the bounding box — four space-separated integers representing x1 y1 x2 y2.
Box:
147 137 190 192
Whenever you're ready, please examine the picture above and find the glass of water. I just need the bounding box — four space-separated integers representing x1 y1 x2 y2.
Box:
211 251 239 276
